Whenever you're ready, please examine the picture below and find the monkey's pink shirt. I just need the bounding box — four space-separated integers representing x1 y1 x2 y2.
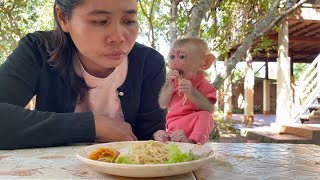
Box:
73 56 127 121
166 73 216 144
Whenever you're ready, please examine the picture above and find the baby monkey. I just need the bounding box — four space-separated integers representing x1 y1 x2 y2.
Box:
154 37 217 144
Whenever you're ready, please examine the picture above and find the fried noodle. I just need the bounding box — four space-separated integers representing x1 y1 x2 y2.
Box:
128 141 169 164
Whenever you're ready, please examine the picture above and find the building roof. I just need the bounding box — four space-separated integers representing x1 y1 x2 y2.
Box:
244 3 320 63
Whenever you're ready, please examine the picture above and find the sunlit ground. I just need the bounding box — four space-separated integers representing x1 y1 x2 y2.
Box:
209 114 277 143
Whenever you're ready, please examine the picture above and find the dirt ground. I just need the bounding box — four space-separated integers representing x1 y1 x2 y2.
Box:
209 119 259 143
211 129 258 143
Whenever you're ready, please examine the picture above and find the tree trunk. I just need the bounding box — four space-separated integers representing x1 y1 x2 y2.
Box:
170 0 181 43
186 0 217 37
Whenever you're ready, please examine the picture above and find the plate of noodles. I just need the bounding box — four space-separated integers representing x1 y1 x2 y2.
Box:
76 140 215 178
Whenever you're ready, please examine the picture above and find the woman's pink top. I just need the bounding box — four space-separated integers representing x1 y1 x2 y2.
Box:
73 55 128 121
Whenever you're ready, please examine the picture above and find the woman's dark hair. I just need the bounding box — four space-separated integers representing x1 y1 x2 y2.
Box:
48 0 88 101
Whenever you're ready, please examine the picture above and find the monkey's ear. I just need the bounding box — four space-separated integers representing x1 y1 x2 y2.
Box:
201 53 215 70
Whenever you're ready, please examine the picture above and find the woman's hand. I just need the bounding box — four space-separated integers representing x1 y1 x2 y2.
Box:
94 115 137 142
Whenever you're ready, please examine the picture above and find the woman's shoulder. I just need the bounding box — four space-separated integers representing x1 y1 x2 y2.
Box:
14 31 56 58
22 31 55 48
130 42 164 61
128 43 166 75
25 30 53 38
7 31 56 67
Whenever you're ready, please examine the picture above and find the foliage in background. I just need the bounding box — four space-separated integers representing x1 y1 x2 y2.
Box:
0 0 53 63
137 0 273 58
293 63 309 82
137 0 306 90
231 69 245 85
206 0 272 59
1 0 307 88
137 0 276 96
252 36 276 57
137 0 170 49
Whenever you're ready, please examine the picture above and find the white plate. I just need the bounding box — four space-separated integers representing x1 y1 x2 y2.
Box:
76 141 215 178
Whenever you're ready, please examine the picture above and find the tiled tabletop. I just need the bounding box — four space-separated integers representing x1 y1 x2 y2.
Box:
195 143 320 180
0 143 319 179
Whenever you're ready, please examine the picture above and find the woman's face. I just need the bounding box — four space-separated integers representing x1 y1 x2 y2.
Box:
57 0 139 78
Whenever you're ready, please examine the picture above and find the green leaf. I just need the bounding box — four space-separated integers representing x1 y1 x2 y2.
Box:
166 144 195 164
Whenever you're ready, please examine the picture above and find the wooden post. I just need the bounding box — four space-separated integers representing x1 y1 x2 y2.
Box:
209 61 219 111
317 62 320 90
263 61 271 115
244 50 254 124
263 80 271 115
224 74 232 118
276 19 292 124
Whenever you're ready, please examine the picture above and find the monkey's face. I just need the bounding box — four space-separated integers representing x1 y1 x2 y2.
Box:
168 46 200 79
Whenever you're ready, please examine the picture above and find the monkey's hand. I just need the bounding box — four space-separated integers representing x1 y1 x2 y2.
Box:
153 130 170 142
169 130 194 143
178 79 215 112
178 79 193 97
159 72 177 109
167 69 180 86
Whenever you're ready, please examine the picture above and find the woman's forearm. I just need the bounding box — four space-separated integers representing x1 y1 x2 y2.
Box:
0 103 95 150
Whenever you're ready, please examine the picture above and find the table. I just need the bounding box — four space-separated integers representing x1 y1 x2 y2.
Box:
196 143 320 179
0 143 319 179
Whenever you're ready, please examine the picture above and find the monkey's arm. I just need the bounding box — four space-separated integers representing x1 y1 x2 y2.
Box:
189 88 215 113
158 81 175 109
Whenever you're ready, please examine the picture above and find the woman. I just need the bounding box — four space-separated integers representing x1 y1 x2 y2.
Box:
0 0 166 149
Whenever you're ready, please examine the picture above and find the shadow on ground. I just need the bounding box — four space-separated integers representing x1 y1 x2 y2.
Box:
209 115 259 143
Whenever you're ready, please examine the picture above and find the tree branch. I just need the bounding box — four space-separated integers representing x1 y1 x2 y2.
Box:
212 0 307 88
268 0 281 17
170 0 181 43
139 0 156 47
186 0 217 37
